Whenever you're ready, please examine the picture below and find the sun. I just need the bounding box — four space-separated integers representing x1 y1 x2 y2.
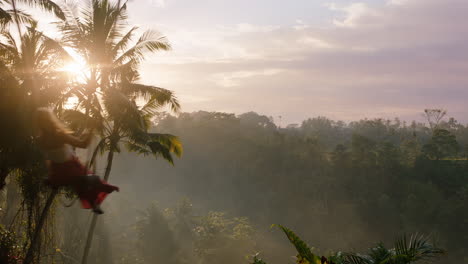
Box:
59 61 89 81
61 62 86 74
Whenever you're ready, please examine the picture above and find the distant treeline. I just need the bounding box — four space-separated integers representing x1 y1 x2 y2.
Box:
112 110 468 263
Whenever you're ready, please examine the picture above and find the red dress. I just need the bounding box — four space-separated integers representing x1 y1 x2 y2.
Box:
49 156 119 209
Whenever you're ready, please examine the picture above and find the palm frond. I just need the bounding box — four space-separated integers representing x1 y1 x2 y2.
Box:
41 35 72 59
18 0 65 20
0 42 20 65
1 31 19 50
0 8 12 26
121 83 180 113
34 35 72 72
144 141 174 164
393 234 445 263
0 8 33 26
124 141 151 156
102 87 145 132
57 2 89 55
54 85 86 112
111 25 138 57
114 30 171 67
341 253 372 264
148 133 182 157
368 244 391 264
106 0 129 43
62 109 103 132
124 132 181 164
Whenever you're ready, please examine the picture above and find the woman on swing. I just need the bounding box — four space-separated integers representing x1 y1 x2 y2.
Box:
36 108 119 214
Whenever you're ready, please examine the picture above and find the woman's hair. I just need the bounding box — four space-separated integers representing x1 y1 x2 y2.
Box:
36 108 72 135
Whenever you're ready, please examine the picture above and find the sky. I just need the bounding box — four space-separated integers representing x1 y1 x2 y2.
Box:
42 0 468 124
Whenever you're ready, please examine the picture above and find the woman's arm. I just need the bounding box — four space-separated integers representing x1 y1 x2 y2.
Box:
59 129 94 148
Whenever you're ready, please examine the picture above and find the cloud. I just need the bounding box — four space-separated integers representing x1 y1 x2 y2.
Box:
386 0 408 5
234 23 280 33
136 0 468 123
210 69 284 87
149 0 167 8
326 2 378 28
293 19 310 31
297 37 334 49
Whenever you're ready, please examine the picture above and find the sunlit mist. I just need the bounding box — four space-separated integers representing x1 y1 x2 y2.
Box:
1 1 466 264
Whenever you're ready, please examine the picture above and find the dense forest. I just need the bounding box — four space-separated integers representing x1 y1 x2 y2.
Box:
107 110 466 264
0 0 466 264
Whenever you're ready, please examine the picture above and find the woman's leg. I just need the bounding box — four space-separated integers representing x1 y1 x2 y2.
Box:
83 175 105 214
85 175 102 188
71 175 102 213
73 173 119 213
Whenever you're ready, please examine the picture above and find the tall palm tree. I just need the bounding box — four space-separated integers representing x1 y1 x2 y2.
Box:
0 0 73 193
56 0 176 130
0 20 71 189
0 2 68 263
0 19 72 264
57 0 181 184
56 1 181 263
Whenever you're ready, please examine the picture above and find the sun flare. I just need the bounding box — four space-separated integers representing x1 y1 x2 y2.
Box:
59 61 88 81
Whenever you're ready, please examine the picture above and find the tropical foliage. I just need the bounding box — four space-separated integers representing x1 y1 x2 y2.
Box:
108 110 467 263
0 225 21 264
250 226 444 264
0 0 180 263
0 0 465 264
126 199 256 264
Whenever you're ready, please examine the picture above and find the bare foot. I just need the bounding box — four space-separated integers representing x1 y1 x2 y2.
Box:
92 204 104 214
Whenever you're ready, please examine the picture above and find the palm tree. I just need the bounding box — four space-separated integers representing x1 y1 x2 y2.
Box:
0 2 69 263
0 21 71 103
0 19 73 264
342 234 445 264
56 1 181 263
0 19 71 182
0 19 71 191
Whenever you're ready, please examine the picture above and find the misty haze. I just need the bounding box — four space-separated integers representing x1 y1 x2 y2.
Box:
0 1 467 264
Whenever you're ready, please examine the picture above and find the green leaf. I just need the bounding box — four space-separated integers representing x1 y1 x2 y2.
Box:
275 225 321 264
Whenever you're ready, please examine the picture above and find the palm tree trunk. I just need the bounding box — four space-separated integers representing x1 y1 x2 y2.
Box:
103 148 114 182
81 148 115 264
81 213 98 264
23 188 58 264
